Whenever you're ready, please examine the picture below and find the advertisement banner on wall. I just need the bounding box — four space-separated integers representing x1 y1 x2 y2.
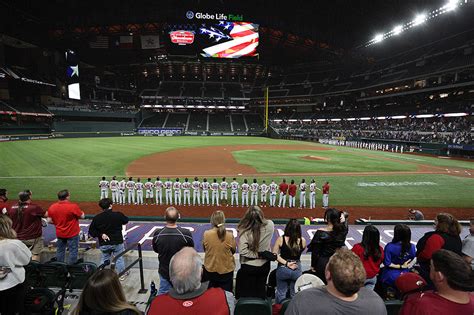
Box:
138 128 183 136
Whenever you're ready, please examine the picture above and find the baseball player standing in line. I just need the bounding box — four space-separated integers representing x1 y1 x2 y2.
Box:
99 177 109 199
173 178 182 205
299 179 307 208
211 179 220 206
145 178 154 205
288 180 297 208
126 177 136 205
269 180 278 207
118 177 126 205
201 178 210 205
230 178 239 206
322 181 330 208
250 179 259 206
182 178 191 206
192 177 201 206
135 178 144 205
154 177 163 205
278 179 289 207
220 177 229 206
260 180 269 207
109 176 119 204
241 179 249 207
164 178 173 205
309 179 321 209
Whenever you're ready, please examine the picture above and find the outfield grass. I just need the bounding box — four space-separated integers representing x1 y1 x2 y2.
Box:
0 136 473 207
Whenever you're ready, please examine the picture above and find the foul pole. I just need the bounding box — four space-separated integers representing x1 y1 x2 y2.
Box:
265 86 269 133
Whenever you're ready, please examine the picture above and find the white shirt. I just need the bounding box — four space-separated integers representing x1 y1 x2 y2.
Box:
182 182 191 190
310 183 316 193
145 182 154 191
220 182 228 190
99 180 109 189
260 184 269 194
118 180 126 190
192 181 200 190
135 182 144 191
165 181 173 190
231 181 239 191
269 183 278 194
173 182 181 190
0 239 32 290
250 183 259 192
155 181 163 191
110 180 119 190
126 181 135 190
211 183 219 191
241 183 249 192
299 183 307 192
201 182 210 190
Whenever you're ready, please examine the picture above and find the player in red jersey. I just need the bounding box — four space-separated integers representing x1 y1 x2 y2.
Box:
288 180 297 208
278 179 289 207
322 181 330 208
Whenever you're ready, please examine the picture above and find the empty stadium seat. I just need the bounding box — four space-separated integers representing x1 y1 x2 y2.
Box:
67 262 98 290
234 298 272 315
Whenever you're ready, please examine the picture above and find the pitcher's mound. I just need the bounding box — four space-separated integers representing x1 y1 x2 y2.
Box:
302 155 331 161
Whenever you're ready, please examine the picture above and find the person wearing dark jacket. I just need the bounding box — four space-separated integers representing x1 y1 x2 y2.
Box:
88 198 129 279
306 208 348 283
416 213 463 286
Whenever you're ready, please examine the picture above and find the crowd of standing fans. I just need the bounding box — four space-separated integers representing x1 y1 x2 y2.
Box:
0 186 473 314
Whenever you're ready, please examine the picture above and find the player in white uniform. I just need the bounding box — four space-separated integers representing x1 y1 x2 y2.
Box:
99 177 109 199
260 180 268 207
299 179 307 208
126 177 136 204
118 178 126 205
201 178 210 205
182 178 191 206
109 176 119 204
220 177 228 206
154 177 163 205
144 178 154 205
241 179 249 207
309 179 321 209
192 177 201 206
230 178 239 206
250 179 259 206
164 178 173 205
173 178 181 205
135 178 144 205
269 180 278 207
211 179 220 206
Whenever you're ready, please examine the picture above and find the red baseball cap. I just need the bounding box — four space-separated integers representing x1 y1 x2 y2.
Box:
395 272 427 294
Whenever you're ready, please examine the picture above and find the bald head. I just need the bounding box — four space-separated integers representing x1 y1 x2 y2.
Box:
169 247 202 294
165 207 179 223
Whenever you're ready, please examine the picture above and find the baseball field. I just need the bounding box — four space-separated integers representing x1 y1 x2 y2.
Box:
0 136 473 220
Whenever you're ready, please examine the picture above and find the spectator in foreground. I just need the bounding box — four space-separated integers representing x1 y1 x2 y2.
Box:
0 214 32 315
273 218 306 303
285 249 387 315
202 210 236 292
462 218 474 270
72 269 141 315
152 207 194 295
0 189 8 214
408 209 424 221
88 198 129 280
399 249 474 315
235 206 275 299
307 208 348 283
147 247 235 315
46 189 85 264
351 225 384 290
417 213 462 284
6 191 46 261
380 224 416 288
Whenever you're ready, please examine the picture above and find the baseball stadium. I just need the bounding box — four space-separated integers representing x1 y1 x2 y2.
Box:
0 1 473 314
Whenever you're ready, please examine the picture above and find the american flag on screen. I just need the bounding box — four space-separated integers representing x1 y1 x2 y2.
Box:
199 21 259 58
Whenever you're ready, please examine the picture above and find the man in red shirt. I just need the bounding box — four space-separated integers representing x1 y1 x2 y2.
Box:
46 190 85 264
7 191 46 261
322 181 330 208
288 180 297 208
278 179 289 208
399 249 474 314
0 188 8 214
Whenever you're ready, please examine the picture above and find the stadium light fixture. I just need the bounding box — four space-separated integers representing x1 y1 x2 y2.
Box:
442 0 459 11
288 119 298 122
317 119 326 122
377 116 386 120
302 119 312 122
330 118 341 122
373 34 384 43
359 117 371 120
238 106 245 109
443 112 468 117
391 115 407 119
346 118 356 121
273 119 283 122
413 14 427 26
228 106 237 109
197 105 205 108
392 25 403 35
415 114 434 118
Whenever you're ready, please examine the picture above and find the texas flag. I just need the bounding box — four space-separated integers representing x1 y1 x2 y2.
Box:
199 22 259 58
119 36 134 49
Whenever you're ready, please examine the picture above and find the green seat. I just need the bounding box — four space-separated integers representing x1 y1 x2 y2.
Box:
235 298 272 315
38 262 68 288
280 298 292 315
385 299 404 315
67 262 97 290
24 261 42 288
24 287 56 314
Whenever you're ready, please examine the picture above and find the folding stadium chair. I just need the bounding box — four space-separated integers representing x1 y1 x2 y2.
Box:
234 298 272 315
24 287 56 315
67 262 97 290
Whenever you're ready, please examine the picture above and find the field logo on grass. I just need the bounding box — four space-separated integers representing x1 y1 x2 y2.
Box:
357 181 438 187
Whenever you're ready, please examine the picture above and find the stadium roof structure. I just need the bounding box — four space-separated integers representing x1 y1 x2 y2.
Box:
1 0 473 65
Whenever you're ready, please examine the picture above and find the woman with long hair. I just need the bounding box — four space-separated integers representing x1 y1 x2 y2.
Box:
202 210 236 292
380 224 416 287
273 218 306 303
0 214 32 315
307 208 348 283
235 206 275 299
72 269 141 315
416 213 463 284
352 225 384 290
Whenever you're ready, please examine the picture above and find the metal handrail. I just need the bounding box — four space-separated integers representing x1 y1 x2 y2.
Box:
111 242 148 294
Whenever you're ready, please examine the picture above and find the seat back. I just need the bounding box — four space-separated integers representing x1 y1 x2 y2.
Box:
67 262 97 290
235 298 272 315
385 300 404 315
24 287 56 314
24 261 42 288
37 262 68 288
279 298 292 315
